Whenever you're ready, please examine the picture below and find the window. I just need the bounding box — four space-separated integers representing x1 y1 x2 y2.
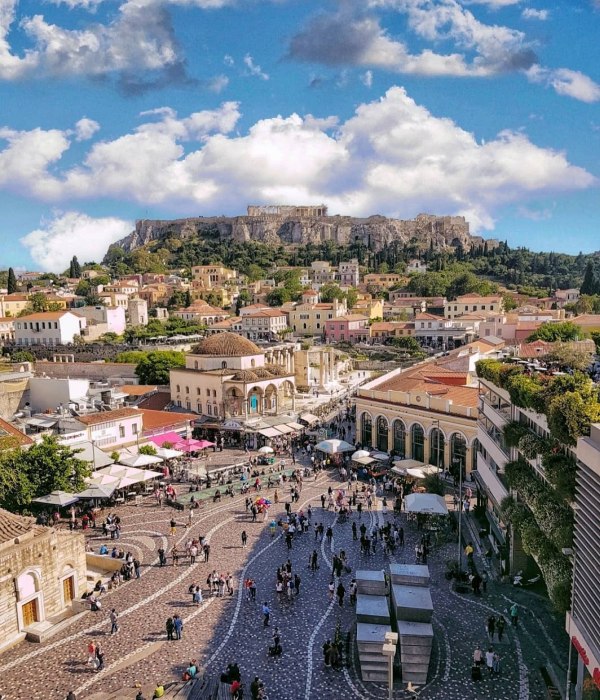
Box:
361 413 373 447
376 416 389 452
206 388 210 396
197 403 202 413
212 390 216 397
429 428 445 469
411 424 425 462
207 404 212 415
176 384 180 393
132 424 138 435
185 386 189 394
196 387 201 395
222 361 227 369
393 420 406 456
119 426 125 438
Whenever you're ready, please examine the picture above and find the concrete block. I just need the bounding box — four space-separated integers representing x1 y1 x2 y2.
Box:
389 563 430 587
356 569 387 596
391 584 433 623
356 594 390 625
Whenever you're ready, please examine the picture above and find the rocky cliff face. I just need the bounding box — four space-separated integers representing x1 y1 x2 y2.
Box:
116 212 478 253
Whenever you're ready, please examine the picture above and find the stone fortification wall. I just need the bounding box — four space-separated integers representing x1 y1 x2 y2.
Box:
116 212 476 254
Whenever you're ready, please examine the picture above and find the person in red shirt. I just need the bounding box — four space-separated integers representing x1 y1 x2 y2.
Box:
230 680 241 699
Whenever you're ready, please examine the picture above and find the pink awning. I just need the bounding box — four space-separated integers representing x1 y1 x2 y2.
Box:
150 432 183 447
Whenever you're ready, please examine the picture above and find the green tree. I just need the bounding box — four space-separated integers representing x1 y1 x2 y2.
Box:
267 288 291 306
0 435 90 511
69 256 82 278
580 261 596 295
346 288 359 309
28 292 50 313
526 321 584 343
389 336 422 353
135 350 185 384
7 267 17 294
10 350 35 363
138 444 157 456
319 283 346 303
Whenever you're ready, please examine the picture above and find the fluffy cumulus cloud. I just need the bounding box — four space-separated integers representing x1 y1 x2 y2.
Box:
527 65 600 103
3 88 595 239
20 211 133 271
522 8 549 20
289 1 537 77
74 118 100 141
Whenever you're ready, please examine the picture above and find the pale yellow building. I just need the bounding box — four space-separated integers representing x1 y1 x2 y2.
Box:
444 293 503 319
191 265 238 289
355 362 479 474
0 294 30 317
0 509 87 651
288 291 346 337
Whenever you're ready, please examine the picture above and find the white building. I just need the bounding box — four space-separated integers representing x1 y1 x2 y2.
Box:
28 377 90 413
14 311 86 347
240 309 289 341
128 297 148 327
338 259 360 287
77 305 126 335
407 259 428 274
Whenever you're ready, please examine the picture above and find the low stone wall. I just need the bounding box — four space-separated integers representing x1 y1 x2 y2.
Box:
35 361 137 381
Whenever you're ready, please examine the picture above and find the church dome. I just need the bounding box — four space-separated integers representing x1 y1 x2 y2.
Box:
192 332 262 357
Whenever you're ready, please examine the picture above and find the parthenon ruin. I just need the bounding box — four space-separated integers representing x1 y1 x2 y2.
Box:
247 204 328 217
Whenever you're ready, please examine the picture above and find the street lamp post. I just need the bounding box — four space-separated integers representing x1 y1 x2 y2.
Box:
456 456 463 570
563 547 576 700
382 631 398 700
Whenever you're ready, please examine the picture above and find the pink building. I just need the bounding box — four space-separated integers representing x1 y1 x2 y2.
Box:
324 314 369 343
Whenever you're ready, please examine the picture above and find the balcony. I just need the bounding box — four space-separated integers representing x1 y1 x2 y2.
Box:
476 452 509 505
480 396 511 429
478 426 509 469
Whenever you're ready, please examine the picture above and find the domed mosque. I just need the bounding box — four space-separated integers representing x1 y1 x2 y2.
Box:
170 332 297 428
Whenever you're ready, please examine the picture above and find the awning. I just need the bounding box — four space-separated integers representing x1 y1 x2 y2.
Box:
286 422 305 431
354 456 376 466
276 425 294 434
26 417 58 428
69 441 114 468
150 431 184 447
258 427 282 438
300 413 320 425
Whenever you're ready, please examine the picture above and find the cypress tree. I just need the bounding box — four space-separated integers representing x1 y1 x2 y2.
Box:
7 267 17 294
580 261 596 295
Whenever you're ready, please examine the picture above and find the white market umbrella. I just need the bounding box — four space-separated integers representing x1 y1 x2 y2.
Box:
76 484 117 499
351 450 370 460
316 439 355 454
372 452 389 461
33 490 79 507
154 446 183 460
118 453 163 468
258 446 274 454
404 493 448 515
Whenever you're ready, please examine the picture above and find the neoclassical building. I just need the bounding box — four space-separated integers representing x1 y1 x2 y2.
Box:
355 361 479 475
170 333 296 422
0 508 87 650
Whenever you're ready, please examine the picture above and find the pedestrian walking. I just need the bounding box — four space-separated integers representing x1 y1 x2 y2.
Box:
158 547 166 567
352 521 357 540
166 617 175 640
262 602 271 627
473 645 483 667
173 614 183 640
170 518 177 536
492 651 501 675
328 580 335 601
496 615 506 642
486 615 495 641
95 643 104 672
485 647 494 675
109 608 118 635
510 603 519 628
481 571 488 593
336 582 345 606
241 531 248 548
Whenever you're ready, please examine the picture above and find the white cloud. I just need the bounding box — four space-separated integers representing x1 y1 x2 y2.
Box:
465 0 520 6
361 70 374 87
205 74 229 93
0 88 593 236
522 8 549 20
527 65 600 103
223 54 234 66
243 54 269 80
518 203 555 221
74 118 100 141
20 211 132 272
47 0 105 8
290 2 537 77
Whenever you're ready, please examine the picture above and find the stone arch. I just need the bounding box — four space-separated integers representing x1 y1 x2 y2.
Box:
264 383 278 412
450 432 468 476
16 568 44 629
361 412 373 447
376 415 389 452
225 386 244 416
411 423 425 462
392 419 406 456
471 437 481 472
247 386 264 415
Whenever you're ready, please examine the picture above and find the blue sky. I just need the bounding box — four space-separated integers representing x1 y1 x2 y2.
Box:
0 0 599 271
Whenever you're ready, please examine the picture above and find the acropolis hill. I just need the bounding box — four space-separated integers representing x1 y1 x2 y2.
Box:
115 206 495 254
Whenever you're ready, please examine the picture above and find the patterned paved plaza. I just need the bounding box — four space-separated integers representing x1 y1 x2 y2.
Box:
0 465 567 700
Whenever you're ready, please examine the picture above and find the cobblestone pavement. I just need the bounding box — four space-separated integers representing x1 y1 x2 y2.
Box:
0 463 567 700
